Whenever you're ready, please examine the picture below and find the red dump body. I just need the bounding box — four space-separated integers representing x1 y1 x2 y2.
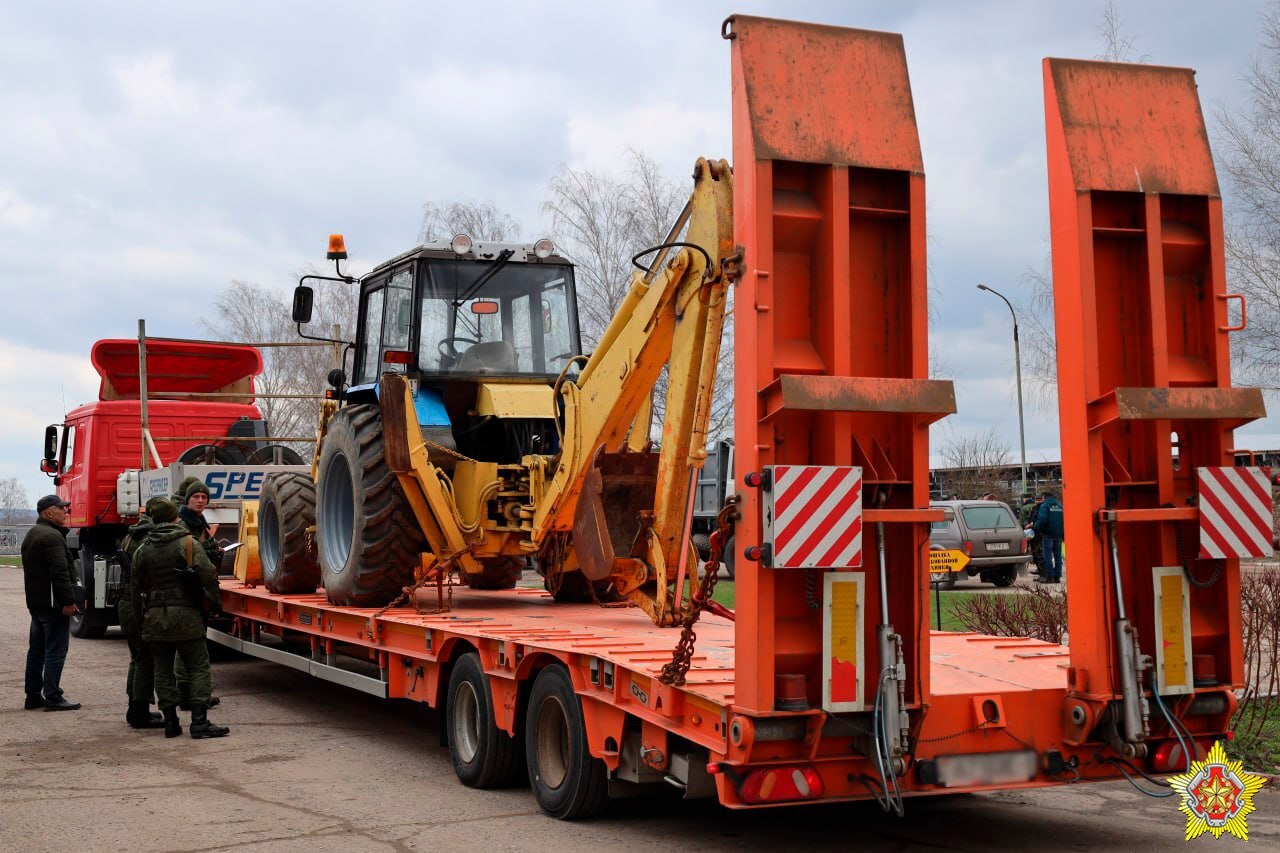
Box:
57 339 263 528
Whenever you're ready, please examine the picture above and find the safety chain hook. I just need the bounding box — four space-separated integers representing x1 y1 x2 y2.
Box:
660 499 738 686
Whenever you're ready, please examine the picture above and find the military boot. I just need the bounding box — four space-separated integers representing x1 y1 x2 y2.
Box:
126 701 165 729
189 705 230 739
162 706 182 739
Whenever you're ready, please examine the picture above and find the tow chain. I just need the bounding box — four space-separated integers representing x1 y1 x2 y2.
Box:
423 437 480 465
370 544 475 627
660 500 737 686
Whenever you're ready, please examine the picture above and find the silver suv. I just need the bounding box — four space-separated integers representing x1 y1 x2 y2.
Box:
929 500 1032 588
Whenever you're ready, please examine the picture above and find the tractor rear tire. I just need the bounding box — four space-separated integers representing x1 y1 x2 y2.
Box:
525 663 609 819
462 558 524 590
316 405 420 606
259 473 320 594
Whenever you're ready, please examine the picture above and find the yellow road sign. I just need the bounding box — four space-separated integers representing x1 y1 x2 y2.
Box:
928 549 970 574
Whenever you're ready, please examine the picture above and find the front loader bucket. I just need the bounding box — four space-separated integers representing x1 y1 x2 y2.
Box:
572 448 659 582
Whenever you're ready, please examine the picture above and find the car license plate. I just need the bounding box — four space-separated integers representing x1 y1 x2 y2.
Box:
936 750 1037 787
987 542 1009 551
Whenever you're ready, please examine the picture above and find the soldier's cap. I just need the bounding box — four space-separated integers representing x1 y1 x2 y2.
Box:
150 498 179 523
143 496 168 514
184 479 211 501
36 494 70 513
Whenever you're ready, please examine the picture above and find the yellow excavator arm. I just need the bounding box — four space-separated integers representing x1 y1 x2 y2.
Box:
533 157 736 624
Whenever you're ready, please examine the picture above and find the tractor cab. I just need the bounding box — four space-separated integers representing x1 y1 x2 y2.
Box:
354 236 582 384
299 235 582 466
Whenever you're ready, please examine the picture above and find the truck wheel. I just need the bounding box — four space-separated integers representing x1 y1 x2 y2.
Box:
525 664 608 820
447 652 525 788
462 558 524 590
70 609 107 639
316 405 420 606
71 548 107 639
724 534 736 580
260 473 321 594
692 533 712 562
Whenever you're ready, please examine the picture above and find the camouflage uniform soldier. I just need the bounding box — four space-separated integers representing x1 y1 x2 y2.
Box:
118 496 166 729
174 479 221 709
134 499 229 739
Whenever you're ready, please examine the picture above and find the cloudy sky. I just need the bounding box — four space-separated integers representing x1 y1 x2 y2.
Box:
0 0 1271 508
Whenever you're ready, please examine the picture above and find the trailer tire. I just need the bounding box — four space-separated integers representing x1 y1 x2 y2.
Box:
525 664 608 820
316 405 420 606
260 473 321 594
462 558 524 591
447 652 525 788
70 609 107 639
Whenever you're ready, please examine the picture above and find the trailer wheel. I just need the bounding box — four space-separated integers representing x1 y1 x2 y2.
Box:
525 664 608 820
316 405 420 606
259 473 320 594
461 557 524 590
447 652 525 788
70 609 107 639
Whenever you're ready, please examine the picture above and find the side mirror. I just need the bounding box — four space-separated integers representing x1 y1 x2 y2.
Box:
40 458 58 475
43 425 58 462
292 285 315 324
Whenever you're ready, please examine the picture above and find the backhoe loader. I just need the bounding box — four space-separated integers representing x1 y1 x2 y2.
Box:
260 158 734 626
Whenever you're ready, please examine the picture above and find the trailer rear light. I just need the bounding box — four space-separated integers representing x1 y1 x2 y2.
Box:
327 233 347 260
383 350 415 365
963 540 973 556
738 765 825 804
1149 739 1203 773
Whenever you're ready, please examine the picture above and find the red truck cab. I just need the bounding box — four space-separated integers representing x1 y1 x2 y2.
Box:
41 338 265 636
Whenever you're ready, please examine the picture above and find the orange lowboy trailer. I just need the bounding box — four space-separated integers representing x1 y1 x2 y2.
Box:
210 17 1265 817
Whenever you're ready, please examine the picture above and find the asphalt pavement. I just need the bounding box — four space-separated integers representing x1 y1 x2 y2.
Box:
2 566 1278 851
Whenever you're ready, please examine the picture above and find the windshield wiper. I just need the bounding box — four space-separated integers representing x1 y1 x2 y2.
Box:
454 248 515 308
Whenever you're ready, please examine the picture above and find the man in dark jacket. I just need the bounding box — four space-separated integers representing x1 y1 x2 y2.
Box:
118 497 165 729
22 494 81 711
1032 491 1065 584
134 499 229 739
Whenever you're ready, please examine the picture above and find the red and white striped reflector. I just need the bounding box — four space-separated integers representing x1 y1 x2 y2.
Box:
762 465 863 568
1197 467 1274 559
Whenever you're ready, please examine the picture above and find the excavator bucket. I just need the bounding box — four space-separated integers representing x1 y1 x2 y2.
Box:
572 448 658 582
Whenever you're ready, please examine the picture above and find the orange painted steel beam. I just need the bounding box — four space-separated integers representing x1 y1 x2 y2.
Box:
1045 57 1253 746
729 15 935 716
759 375 955 423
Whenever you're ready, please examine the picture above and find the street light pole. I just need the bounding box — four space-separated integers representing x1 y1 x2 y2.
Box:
977 284 1028 496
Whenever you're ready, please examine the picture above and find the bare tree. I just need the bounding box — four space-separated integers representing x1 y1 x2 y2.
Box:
1018 254 1059 410
1218 4 1280 391
936 427 1015 501
0 477 28 524
1095 1 1151 63
420 200 521 243
202 278 356 443
543 149 734 439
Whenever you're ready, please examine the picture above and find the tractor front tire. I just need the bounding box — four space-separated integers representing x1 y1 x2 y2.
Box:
462 558 524 591
259 473 320 594
316 405 420 606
